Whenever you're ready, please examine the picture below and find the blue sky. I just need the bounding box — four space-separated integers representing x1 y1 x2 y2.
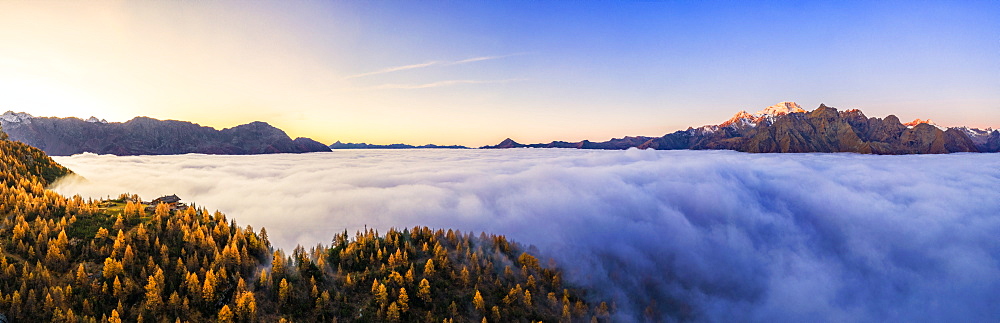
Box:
0 1 997 145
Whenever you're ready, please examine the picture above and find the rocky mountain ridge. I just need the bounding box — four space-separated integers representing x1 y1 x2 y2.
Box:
0 111 331 156
484 103 1000 154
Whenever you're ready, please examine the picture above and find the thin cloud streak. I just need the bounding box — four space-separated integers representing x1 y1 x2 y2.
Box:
450 52 527 65
343 61 440 79
344 53 524 79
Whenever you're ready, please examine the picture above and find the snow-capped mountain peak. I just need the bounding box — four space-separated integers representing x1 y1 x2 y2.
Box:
757 102 805 116
86 116 108 124
720 110 756 128
904 118 944 130
1 111 34 124
718 102 804 129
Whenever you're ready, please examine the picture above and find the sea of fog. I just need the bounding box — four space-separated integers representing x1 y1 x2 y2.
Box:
52 149 1000 321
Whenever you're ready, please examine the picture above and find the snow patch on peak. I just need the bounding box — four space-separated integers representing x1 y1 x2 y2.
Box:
696 125 720 134
720 111 756 128
841 108 865 117
757 102 805 116
719 102 802 129
904 119 944 130
955 126 989 138
86 116 108 124
732 110 753 119
1 111 34 124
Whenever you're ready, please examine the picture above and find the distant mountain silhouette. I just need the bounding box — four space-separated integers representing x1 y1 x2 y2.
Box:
480 137 655 150
330 141 469 149
0 111 331 156
484 103 1000 154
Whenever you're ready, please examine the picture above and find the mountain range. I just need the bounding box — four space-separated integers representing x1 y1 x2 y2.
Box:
483 102 1000 154
5 103 999 156
0 111 331 156
329 141 469 149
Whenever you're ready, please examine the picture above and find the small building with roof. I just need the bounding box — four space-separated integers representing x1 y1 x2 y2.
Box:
152 194 181 205
146 194 188 212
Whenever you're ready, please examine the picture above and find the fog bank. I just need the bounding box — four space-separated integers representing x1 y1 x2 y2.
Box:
52 149 1000 321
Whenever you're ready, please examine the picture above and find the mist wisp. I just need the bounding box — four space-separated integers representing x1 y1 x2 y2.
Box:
52 149 1000 321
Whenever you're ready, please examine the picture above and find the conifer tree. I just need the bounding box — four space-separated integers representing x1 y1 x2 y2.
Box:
418 278 432 303
474 290 486 311
398 287 410 313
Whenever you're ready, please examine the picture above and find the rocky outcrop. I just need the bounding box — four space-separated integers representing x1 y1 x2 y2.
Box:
739 105 873 153
0 112 331 156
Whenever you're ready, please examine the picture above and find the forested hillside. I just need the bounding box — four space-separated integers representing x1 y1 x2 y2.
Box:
0 129 607 322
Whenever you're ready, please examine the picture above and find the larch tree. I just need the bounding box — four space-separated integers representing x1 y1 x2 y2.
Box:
417 278 432 303
218 305 234 323
387 302 401 322
278 278 291 306
398 287 410 313
473 290 486 311
144 274 164 314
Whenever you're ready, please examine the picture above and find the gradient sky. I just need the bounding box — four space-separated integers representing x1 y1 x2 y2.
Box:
1 1 998 146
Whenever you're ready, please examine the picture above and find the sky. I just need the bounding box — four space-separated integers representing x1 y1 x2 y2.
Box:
52 150 1000 320
1 1 998 146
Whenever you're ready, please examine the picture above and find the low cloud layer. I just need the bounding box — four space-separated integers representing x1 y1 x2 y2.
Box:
52 149 1000 321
